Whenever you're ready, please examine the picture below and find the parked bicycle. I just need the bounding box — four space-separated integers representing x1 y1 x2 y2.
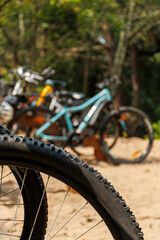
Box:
0 124 144 239
2 66 85 129
33 78 86 111
0 66 43 123
8 76 154 164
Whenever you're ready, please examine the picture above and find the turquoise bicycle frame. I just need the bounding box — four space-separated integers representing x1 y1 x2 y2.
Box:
35 88 112 141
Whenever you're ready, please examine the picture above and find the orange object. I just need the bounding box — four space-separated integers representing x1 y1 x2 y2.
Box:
14 114 62 135
66 185 78 194
83 135 108 162
132 150 141 157
121 115 127 121
31 116 46 124
36 85 53 106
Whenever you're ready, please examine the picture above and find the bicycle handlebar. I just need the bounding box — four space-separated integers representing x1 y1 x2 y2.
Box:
23 66 56 84
23 71 44 84
9 66 30 76
9 66 55 84
41 67 55 79
95 75 122 89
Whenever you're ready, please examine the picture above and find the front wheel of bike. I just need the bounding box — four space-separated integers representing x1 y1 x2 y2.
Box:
100 106 154 164
0 167 48 240
0 133 143 239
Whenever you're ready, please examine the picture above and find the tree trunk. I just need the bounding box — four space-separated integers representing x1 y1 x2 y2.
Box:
18 10 26 64
101 24 115 75
113 0 136 106
131 44 140 106
83 50 90 95
1 27 19 65
19 11 25 49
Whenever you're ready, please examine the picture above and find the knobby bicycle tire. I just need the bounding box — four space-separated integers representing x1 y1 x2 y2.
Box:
0 128 144 239
100 106 154 164
0 126 48 240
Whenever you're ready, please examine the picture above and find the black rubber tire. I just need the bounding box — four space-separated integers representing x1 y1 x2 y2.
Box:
100 106 154 164
0 130 144 239
0 126 48 240
12 168 48 240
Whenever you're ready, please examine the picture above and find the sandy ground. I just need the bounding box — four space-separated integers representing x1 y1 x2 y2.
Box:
67 140 160 240
0 139 160 239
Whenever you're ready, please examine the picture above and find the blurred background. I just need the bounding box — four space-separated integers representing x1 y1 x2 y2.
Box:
0 0 160 123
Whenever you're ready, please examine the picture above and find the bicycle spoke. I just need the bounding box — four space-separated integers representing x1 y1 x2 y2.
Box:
0 232 21 238
0 171 12 180
75 219 104 240
45 186 71 240
1 188 19 198
9 168 28 239
49 201 89 240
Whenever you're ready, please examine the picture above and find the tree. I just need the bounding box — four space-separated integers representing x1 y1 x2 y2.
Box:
1 0 160 115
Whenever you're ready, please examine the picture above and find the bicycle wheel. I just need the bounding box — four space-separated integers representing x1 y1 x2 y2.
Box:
0 126 48 240
0 130 144 239
0 167 48 240
7 106 65 140
100 106 154 164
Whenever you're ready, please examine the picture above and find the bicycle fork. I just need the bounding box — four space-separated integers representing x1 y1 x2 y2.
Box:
115 111 129 138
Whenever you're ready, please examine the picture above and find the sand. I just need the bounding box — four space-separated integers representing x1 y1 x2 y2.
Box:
67 140 160 240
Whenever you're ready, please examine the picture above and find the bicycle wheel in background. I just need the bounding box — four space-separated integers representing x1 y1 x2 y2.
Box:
7 106 65 141
0 131 144 239
100 106 154 164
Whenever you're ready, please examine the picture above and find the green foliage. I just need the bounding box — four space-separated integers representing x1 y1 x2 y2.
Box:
1 0 160 121
152 121 160 139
